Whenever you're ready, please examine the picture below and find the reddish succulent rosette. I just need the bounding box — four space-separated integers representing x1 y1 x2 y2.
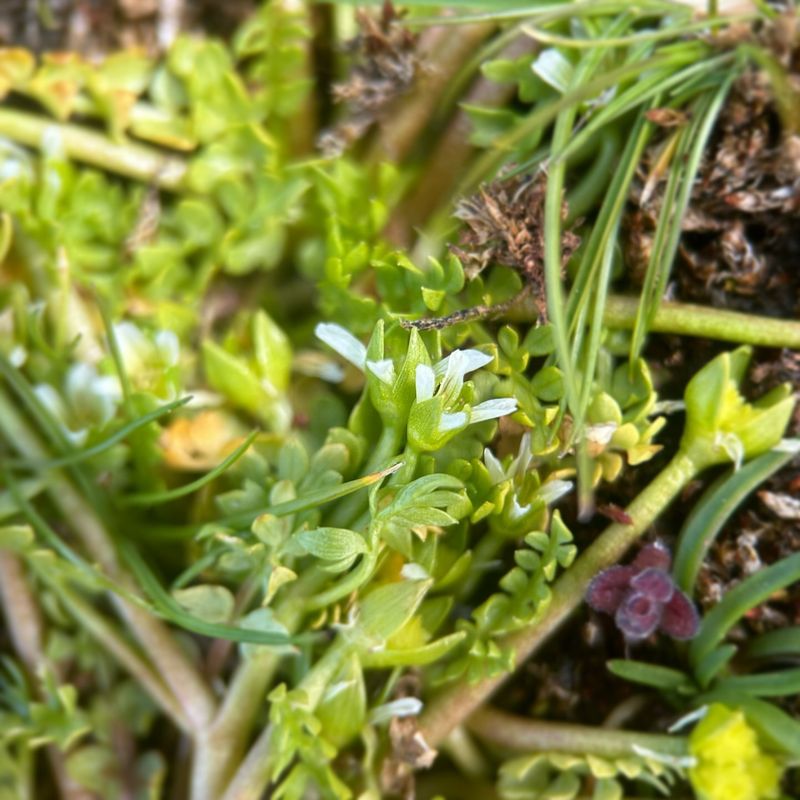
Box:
586 542 699 642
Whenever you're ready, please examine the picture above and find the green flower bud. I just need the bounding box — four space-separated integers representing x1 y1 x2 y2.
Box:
682 347 795 468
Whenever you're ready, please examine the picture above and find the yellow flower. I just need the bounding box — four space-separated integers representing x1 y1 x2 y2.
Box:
689 704 781 800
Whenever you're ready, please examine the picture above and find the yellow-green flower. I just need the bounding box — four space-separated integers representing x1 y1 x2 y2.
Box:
689 704 782 800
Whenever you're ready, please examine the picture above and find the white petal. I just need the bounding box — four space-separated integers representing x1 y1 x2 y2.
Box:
438 411 468 432
370 697 424 725
366 358 396 385
438 351 467 406
509 496 532 521
314 322 367 370
401 562 430 580
324 680 357 701
469 398 518 424
415 364 435 402
715 431 744 471
434 348 492 379
9 345 26 367
538 479 573 505
510 431 532 478
34 383 67 423
65 362 97 397
113 321 148 373
483 447 506 484
155 330 180 366
585 422 617 446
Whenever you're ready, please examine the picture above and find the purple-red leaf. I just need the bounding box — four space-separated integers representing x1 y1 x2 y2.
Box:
630 567 675 603
659 589 700 640
632 542 671 572
586 565 633 614
615 592 661 641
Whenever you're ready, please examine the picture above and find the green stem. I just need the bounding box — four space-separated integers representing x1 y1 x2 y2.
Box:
190 569 327 800
467 706 689 759
418 447 702 749
0 108 187 190
509 293 800 348
326 424 403 529
218 638 351 800
605 295 800 348
306 547 379 610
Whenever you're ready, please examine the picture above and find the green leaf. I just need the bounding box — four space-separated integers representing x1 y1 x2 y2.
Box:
295 527 367 561
0 525 35 552
316 655 366 748
202 340 272 419
745 627 800 661
714 668 800 698
607 660 694 693
171 585 235 624
530 366 564 402
694 644 737 690
690 553 800 671
360 631 467 668
354 580 431 646
673 448 794 594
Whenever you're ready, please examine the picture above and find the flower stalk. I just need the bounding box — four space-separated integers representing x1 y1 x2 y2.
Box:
467 706 689 760
508 293 800 349
0 108 187 190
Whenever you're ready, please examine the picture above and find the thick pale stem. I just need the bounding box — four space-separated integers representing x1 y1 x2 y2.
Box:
418 448 701 749
507 294 800 349
190 568 326 800
467 706 688 759
217 638 350 800
367 22 496 164
0 108 187 190
0 552 44 672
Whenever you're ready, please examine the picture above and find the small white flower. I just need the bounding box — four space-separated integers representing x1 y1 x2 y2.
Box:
469 397 517 424
114 321 149 374
65 362 120 428
366 358 396 385
315 322 366 370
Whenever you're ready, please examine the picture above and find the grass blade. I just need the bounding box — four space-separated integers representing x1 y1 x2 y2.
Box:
120 430 259 507
689 553 800 671
673 447 795 594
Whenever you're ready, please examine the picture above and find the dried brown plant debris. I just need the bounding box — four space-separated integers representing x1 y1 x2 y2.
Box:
403 171 580 331
318 1 417 155
624 15 800 315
